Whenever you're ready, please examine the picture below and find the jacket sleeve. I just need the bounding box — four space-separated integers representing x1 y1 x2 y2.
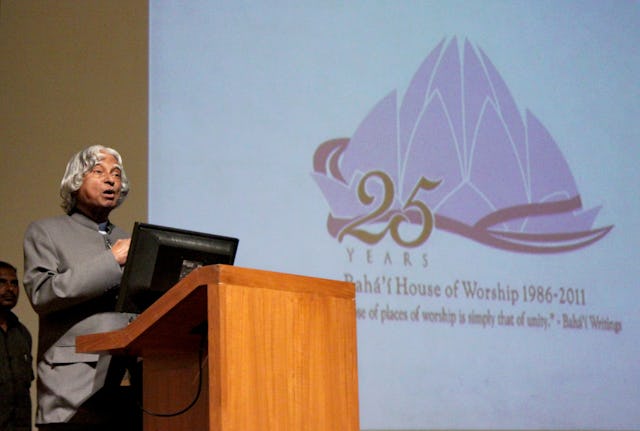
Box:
23 221 123 315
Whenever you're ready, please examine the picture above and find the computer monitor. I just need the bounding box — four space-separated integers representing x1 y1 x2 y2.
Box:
115 222 239 314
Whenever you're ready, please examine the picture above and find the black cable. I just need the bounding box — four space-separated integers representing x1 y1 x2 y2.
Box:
137 332 206 418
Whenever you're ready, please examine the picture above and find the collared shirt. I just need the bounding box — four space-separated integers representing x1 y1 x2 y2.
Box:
0 312 34 431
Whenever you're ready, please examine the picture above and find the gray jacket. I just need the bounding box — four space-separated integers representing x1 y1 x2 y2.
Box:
23 211 134 424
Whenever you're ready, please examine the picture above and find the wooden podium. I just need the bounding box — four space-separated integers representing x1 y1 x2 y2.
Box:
76 265 360 431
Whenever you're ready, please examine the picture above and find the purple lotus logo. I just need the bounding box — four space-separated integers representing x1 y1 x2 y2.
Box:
312 37 612 253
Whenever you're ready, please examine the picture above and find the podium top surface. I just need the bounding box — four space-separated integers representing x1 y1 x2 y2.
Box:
76 265 355 355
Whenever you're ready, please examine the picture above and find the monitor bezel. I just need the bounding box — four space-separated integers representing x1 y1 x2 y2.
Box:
115 222 239 314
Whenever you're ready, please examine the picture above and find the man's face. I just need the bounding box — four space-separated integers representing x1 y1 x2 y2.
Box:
76 152 123 215
0 267 19 310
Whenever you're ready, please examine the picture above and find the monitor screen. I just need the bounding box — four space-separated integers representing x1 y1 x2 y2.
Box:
116 222 239 314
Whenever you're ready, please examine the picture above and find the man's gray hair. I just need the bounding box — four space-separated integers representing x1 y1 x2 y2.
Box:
59 145 130 214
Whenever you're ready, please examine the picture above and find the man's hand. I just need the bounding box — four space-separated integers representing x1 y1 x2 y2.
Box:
110 238 131 265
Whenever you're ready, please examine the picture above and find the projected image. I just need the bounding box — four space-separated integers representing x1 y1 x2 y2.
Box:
312 37 613 254
149 2 639 430
306 36 629 429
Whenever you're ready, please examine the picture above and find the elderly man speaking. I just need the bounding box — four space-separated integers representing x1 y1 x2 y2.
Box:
23 146 140 431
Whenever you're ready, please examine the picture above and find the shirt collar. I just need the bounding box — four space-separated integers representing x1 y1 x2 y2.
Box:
1 310 19 329
70 210 113 233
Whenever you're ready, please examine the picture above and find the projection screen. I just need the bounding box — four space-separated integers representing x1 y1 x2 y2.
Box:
148 1 640 429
